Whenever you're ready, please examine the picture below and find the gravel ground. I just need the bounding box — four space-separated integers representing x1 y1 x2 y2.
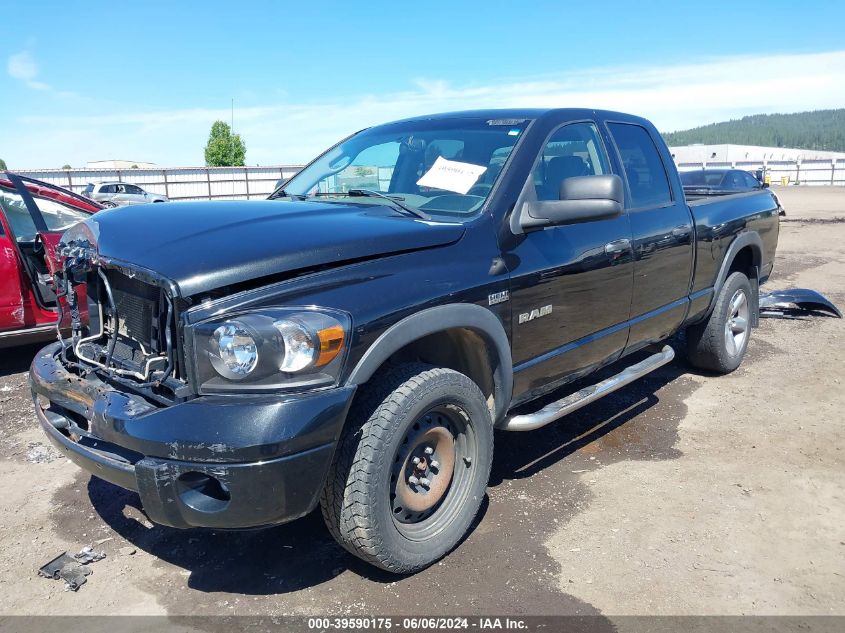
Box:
0 186 842 619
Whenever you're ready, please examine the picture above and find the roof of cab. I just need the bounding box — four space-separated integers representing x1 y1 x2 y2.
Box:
381 107 649 126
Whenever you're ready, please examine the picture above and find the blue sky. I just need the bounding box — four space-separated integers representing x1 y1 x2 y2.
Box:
2 0 844 168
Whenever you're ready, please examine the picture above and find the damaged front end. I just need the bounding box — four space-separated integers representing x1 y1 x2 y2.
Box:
31 223 356 530
54 222 189 403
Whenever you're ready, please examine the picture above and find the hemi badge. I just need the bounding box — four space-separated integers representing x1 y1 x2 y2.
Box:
488 290 509 306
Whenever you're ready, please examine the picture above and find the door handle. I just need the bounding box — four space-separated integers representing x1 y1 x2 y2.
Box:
605 238 631 256
671 225 692 238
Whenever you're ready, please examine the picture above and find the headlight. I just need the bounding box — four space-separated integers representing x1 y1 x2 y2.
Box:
211 323 259 379
191 307 351 394
274 313 345 372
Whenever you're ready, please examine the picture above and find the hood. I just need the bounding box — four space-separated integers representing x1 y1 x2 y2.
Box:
83 200 465 296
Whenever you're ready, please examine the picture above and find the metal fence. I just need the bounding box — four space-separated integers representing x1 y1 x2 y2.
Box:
14 157 845 201
14 165 305 201
676 159 845 186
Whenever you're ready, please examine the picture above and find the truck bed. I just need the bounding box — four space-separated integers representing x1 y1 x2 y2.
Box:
687 189 780 310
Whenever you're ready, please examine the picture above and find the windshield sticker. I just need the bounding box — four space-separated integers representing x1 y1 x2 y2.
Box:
416 156 487 195
508 128 521 136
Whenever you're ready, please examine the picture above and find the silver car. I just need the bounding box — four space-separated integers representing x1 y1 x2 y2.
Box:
82 182 168 206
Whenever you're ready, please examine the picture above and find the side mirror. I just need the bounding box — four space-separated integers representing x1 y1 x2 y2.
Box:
519 174 624 230
761 182 770 189
275 178 289 190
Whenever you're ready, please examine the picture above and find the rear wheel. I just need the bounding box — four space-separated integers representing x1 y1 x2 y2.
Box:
320 363 493 573
686 271 753 373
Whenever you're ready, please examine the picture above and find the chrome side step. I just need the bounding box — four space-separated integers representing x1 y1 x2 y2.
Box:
500 345 675 432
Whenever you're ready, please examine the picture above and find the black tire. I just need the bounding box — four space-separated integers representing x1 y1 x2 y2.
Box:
686 271 753 373
320 363 493 573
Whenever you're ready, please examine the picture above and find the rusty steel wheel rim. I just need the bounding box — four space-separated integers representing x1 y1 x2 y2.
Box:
389 404 477 536
394 426 456 515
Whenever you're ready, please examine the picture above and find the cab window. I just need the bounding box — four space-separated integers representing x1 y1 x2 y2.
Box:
607 122 672 209
533 122 610 201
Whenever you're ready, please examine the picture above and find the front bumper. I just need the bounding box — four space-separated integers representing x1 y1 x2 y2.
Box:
30 342 355 529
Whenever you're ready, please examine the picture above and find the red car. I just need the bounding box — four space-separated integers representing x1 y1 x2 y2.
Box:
0 173 104 348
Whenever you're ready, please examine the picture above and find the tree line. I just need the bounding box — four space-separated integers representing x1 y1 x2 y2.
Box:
663 109 845 152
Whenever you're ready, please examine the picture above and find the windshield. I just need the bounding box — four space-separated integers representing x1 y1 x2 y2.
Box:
278 117 529 217
0 185 91 241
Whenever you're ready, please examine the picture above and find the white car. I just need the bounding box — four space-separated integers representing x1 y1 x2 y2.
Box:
82 182 168 206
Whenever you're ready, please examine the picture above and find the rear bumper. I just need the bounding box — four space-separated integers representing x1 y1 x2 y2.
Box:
30 343 355 529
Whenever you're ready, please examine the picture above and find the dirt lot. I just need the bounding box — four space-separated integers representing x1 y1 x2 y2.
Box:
0 186 842 618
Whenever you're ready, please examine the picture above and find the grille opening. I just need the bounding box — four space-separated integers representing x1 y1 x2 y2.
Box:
69 266 189 401
105 270 163 356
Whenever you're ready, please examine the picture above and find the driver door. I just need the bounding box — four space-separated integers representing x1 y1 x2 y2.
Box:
507 121 634 402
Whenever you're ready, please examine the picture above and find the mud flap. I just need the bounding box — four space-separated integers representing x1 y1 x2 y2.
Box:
759 288 842 318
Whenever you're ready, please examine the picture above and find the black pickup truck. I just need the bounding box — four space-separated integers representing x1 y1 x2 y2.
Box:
30 108 779 573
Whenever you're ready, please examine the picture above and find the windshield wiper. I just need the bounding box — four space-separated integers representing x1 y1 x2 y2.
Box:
268 188 306 200
272 188 431 220
346 189 431 220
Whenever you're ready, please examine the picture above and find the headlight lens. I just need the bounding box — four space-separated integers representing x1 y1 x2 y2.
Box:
191 307 351 394
211 322 259 379
274 313 346 373
275 319 315 372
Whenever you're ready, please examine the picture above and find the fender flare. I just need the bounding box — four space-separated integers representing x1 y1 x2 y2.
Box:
706 231 763 316
345 303 513 424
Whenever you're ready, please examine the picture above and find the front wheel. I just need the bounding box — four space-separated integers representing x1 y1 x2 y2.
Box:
686 271 753 373
320 363 493 573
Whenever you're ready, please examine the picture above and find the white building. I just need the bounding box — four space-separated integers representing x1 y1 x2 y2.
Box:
669 144 845 164
668 144 845 186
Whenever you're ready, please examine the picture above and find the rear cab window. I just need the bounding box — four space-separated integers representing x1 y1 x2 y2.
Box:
742 172 760 189
607 122 672 209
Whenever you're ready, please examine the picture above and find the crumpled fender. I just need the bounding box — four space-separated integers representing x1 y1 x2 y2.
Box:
759 288 842 318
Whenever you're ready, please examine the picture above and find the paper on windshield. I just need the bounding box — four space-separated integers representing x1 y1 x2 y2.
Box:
416 156 487 195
